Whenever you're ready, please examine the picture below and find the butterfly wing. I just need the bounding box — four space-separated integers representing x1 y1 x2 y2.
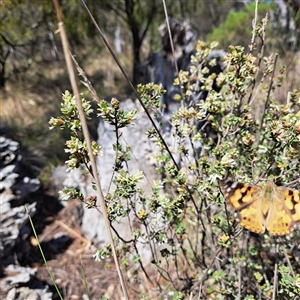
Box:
220 180 266 234
266 187 300 236
283 188 300 223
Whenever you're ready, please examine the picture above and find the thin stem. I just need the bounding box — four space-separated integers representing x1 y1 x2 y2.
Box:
283 245 296 278
161 0 184 108
238 262 241 300
25 205 64 300
80 0 179 171
249 0 259 54
52 0 129 298
271 243 279 300
258 54 278 141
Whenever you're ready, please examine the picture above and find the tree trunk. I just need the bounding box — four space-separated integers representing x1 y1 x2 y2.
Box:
124 0 157 86
0 56 6 90
285 0 300 46
131 27 142 86
0 66 5 90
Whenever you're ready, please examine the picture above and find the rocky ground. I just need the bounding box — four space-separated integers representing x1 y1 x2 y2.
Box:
0 135 147 299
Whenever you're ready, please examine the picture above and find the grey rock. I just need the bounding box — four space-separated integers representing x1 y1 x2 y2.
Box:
0 202 36 258
0 137 51 299
0 136 40 259
6 287 53 300
0 173 19 190
1 265 36 292
0 136 9 148
0 165 17 180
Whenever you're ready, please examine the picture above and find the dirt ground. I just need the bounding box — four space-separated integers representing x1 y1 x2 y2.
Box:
0 187 155 300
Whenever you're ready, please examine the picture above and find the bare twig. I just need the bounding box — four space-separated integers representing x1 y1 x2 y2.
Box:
52 1 129 299
238 262 241 300
248 13 268 106
272 243 279 300
55 220 91 247
249 0 259 54
161 0 184 107
257 53 278 145
282 245 296 278
71 55 101 103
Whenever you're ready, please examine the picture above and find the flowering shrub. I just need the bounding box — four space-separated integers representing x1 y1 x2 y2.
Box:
50 21 300 300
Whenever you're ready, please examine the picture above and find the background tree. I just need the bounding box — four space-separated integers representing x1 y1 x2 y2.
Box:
0 0 54 89
0 0 101 90
284 0 300 46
